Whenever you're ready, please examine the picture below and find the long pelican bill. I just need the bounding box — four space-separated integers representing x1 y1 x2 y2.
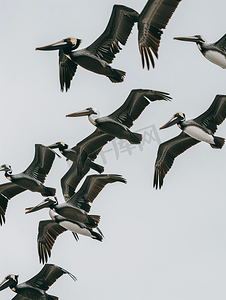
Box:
36 39 68 51
66 108 96 117
25 198 54 214
0 276 16 291
160 114 184 130
174 36 202 43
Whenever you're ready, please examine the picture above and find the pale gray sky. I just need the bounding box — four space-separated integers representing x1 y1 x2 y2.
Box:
1 1 226 299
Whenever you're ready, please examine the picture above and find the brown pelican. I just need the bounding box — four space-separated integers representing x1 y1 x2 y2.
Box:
36 5 139 91
137 0 182 69
26 174 126 262
174 33 226 68
0 144 57 225
153 95 226 189
66 89 171 149
26 174 126 227
0 263 76 299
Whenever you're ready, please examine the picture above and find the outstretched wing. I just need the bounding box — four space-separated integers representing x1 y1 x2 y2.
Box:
23 144 56 183
153 132 199 189
0 183 26 225
138 0 182 69
68 174 126 212
108 89 171 128
37 220 67 264
59 49 78 92
25 263 76 291
86 5 139 63
193 95 226 134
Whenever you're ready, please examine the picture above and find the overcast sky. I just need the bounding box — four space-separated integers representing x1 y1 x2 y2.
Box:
1 0 226 299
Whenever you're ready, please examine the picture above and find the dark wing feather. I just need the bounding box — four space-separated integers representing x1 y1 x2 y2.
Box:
37 220 67 264
59 50 78 92
153 132 199 189
25 263 76 292
193 95 226 134
138 0 182 69
86 5 139 63
108 89 171 128
0 183 25 225
61 162 89 201
23 144 56 183
73 129 114 159
214 33 226 51
67 174 126 212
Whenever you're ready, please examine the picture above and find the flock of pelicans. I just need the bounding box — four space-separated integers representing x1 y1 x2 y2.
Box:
1 0 226 299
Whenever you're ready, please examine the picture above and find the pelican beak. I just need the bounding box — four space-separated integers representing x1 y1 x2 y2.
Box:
174 35 201 43
66 108 96 117
25 198 53 214
0 277 15 291
36 39 69 51
160 115 183 130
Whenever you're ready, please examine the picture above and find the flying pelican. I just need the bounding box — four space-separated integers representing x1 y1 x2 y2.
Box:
26 174 126 262
0 263 76 299
66 89 171 161
174 33 226 68
0 144 57 225
36 5 139 91
153 94 226 189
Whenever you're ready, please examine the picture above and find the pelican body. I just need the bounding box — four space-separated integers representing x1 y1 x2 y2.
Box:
36 5 139 91
0 264 76 299
174 33 226 68
153 95 226 189
49 210 102 240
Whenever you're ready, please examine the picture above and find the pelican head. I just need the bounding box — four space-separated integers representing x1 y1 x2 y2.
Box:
160 112 185 130
174 35 206 44
0 164 12 173
0 274 18 291
36 37 82 53
25 196 58 214
48 142 68 151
